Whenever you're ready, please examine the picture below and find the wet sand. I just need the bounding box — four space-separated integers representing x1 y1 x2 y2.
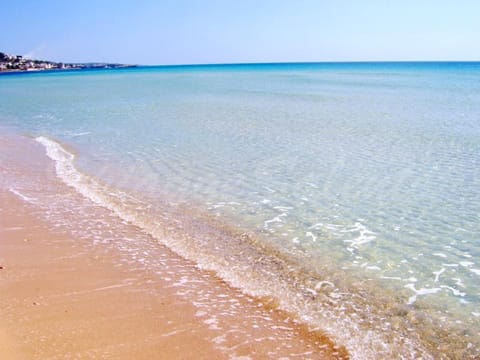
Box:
0 190 228 359
0 134 347 359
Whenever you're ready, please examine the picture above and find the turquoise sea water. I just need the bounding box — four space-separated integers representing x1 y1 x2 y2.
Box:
1 63 480 358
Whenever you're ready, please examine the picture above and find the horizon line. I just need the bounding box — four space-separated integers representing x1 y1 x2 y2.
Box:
139 60 480 67
2 59 479 77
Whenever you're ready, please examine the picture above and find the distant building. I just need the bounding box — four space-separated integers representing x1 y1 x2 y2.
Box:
1 50 135 72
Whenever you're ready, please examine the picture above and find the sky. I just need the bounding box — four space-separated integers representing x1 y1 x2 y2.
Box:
1 0 479 65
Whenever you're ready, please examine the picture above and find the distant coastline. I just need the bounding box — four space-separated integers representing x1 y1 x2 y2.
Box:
0 51 137 73
2 53 478 75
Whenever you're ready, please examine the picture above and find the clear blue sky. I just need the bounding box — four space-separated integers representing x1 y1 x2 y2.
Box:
1 0 479 64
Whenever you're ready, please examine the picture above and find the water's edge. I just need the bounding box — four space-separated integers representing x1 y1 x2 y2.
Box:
35 134 469 359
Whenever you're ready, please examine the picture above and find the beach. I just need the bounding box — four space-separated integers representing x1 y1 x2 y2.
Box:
0 133 346 359
3 0 480 356
1 62 479 358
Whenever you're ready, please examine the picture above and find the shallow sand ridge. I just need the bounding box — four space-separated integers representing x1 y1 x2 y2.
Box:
0 134 346 358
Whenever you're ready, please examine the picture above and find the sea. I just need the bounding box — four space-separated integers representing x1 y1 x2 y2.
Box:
1 62 479 359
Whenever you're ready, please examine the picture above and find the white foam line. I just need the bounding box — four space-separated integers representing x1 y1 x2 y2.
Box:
342 222 376 250
305 231 317 242
439 285 466 297
160 328 188 338
324 223 342 230
263 216 284 228
8 188 36 203
433 268 445 283
272 206 292 210
54 283 131 297
404 284 442 305
35 136 140 224
452 277 466 288
308 222 323 230
263 212 288 229
71 131 90 137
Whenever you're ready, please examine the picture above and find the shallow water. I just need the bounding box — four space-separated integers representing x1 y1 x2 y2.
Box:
1 63 480 358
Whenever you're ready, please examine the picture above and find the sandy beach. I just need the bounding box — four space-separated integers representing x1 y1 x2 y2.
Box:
0 134 346 359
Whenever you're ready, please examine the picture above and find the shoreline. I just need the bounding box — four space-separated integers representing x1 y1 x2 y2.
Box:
0 133 346 359
0 65 138 76
1 61 479 359
33 135 443 359
1 126 473 358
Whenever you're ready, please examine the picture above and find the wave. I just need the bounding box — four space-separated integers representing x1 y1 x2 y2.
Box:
35 135 445 359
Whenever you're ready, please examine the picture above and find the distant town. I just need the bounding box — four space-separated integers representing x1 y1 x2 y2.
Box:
0 51 136 72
